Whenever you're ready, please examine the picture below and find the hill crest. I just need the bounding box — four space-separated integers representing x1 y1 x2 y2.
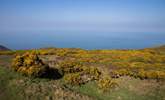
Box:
0 45 10 51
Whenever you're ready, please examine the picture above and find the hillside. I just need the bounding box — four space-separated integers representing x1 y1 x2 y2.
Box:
152 45 165 51
0 45 165 100
0 45 10 51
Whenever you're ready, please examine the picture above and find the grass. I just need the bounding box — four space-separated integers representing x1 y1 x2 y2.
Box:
0 66 54 100
65 77 165 100
0 45 165 100
0 66 93 100
1 68 164 100
0 66 52 100
0 66 24 100
0 55 13 67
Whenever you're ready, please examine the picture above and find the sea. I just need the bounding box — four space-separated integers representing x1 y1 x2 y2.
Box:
0 30 165 50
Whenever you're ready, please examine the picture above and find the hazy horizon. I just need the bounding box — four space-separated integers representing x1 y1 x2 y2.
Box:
0 31 165 50
0 0 165 49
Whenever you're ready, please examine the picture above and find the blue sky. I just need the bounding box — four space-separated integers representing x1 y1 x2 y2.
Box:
0 0 165 32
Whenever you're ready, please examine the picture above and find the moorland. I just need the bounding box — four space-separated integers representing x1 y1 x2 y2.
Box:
0 45 165 100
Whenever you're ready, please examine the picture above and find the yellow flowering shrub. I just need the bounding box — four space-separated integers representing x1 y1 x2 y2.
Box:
58 60 83 74
60 59 101 85
11 52 49 77
82 66 101 80
137 69 165 79
64 73 82 85
97 76 118 92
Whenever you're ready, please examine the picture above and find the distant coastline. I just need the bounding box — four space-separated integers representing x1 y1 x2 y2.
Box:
1 31 165 50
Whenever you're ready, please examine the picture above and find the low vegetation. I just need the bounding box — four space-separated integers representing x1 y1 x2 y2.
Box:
11 52 49 77
97 76 118 92
0 45 165 100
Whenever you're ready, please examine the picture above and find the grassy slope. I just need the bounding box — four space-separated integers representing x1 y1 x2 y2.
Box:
0 66 24 100
68 77 165 100
0 45 165 100
0 55 93 100
1 65 164 100
0 66 94 100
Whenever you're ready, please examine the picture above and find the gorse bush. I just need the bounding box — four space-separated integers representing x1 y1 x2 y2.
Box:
63 66 102 85
111 69 133 77
59 60 102 85
58 60 83 74
97 76 118 92
82 66 101 80
111 68 165 79
11 52 49 77
9 46 165 83
64 73 82 85
137 69 165 79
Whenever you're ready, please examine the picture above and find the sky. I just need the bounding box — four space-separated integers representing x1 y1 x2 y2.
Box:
0 0 165 32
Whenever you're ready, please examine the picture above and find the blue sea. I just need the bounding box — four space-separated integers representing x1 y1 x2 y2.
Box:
0 30 165 50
